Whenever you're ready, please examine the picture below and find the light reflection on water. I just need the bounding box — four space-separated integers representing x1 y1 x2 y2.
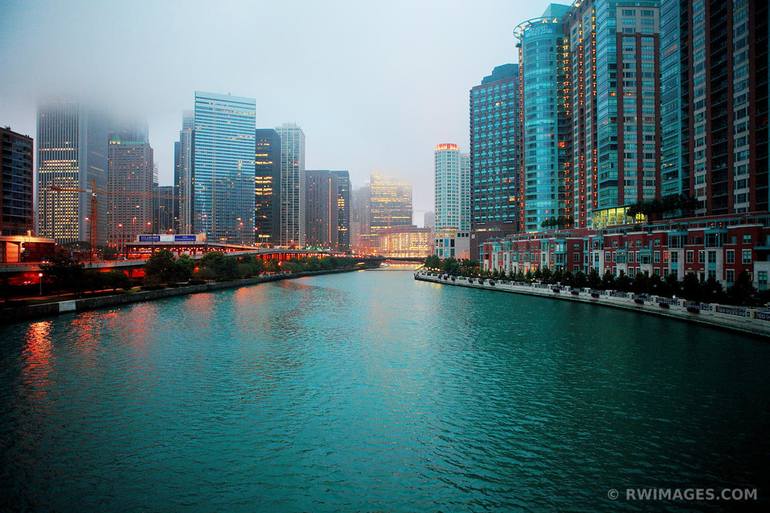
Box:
0 270 769 513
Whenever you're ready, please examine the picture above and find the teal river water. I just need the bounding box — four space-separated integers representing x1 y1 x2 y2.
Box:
1 270 769 512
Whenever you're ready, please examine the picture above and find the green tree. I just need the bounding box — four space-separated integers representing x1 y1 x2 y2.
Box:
681 273 702 301
425 255 441 270
198 252 239 281
587 269 601 289
727 271 756 306
601 270 616 290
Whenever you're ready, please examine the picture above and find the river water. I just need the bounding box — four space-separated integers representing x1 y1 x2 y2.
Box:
1 270 768 512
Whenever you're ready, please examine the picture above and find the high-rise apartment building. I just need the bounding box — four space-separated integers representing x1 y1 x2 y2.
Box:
276 123 305 246
660 0 769 215
434 144 470 231
192 91 256 244
37 101 109 244
0 127 34 235
174 111 194 234
515 4 572 233
369 173 413 232
255 128 281 245
305 170 347 249
106 134 154 245
566 0 661 228
469 63 521 258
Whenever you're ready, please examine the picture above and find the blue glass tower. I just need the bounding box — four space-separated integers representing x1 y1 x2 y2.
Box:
192 92 256 243
515 4 572 232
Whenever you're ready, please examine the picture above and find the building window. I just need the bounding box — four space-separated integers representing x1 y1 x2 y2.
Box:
742 249 752 264
726 269 735 284
707 251 716 264
686 250 694 263
759 271 768 291
726 249 735 264
654 251 660 263
698 250 704 263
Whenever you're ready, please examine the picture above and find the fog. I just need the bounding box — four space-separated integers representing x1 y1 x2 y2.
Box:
0 0 552 220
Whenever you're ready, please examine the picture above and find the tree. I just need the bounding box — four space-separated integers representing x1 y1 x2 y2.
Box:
615 271 632 292
425 255 441 270
633 271 650 294
727 271 756 306
681 273 702 301
573 270 587 289
40 250 85 292
601 270 616 290
144 250 177 285
587 269 601 289
198 252 239 281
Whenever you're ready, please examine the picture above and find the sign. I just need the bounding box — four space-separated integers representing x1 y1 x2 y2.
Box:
174 235 197 242
138 235 161 242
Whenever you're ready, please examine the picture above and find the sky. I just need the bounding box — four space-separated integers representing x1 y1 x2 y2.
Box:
0 0 554 224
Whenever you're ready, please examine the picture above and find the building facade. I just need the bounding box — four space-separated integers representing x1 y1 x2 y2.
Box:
254 128 281 245
276 123 305 246
331 170 351 251
469 63 521 258
481 214 770 291
351 184 371 252
174 111 194 234
37 101 109 245
369 173 413 232
434 144 470 232
0 127 34 235
570 0 661 225
107 134 154 245
154 185 176 233
515 5 572 233
660 0 769 215
192 91 256 244
305 170 339 249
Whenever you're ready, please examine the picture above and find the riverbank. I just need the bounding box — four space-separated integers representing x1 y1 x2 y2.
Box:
0 267 370 324
415 270 770 338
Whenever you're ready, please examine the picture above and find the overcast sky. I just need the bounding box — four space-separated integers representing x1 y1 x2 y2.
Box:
0 0 553 222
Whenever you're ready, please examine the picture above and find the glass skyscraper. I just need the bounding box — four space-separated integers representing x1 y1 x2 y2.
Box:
255 128 281 245
304 170 349 250
107 134 154 245
0 127 34 235
192 91 256 244
469 64 520 257
276 123 305 246
515 4 572 232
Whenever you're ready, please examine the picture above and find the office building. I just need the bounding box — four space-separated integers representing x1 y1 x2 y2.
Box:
369 173 412 232
192 91 256 244
469 63 521 258
351 184 371 252
174 111 194 234
0 127 34 235
276 123 305 246
37 101 109 245
107 134 154 245
331 170 351 251
305 170 350 250
255 128 281 245
154 185 176 233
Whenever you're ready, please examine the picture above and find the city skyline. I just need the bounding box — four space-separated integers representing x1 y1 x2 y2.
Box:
0 0 562 222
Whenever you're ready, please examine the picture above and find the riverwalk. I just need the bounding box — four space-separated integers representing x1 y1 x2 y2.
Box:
415 270 770 338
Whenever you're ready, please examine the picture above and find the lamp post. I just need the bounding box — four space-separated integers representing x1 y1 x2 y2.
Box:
38 272 43 297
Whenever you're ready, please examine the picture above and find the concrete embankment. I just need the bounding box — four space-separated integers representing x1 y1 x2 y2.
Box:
415 271 770 339
1 267 365 325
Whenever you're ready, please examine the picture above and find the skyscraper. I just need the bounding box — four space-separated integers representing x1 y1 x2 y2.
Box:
192 92 256 243
276 123 305 246
369 173 412 232
660 0 768 215
0 127 34 235
351 184 371 252
331 170 351 251
566 0 662 228
515 5 572 233
174 111 194 234
154 185 175 233
37 101 109 244
106 134 154 245
469 63 521 258
434 144 470 231
305 170 339 249
254 128 281 245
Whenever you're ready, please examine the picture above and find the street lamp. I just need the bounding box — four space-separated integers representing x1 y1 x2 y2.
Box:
38 272 43 296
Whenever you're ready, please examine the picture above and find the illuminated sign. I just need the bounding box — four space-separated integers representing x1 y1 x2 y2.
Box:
138 235 160 242
174 235 197 242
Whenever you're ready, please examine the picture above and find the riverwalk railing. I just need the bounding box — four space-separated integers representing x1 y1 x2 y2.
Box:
414 271 770 338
